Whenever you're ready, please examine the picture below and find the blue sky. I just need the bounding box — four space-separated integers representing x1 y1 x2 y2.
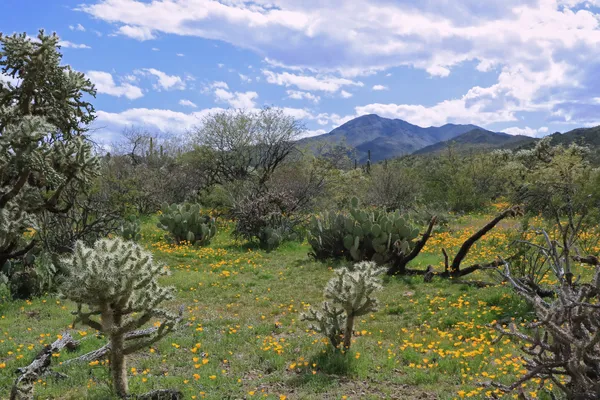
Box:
3 0 600 142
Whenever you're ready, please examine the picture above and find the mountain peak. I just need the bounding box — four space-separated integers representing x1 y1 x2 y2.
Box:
300 114 485 162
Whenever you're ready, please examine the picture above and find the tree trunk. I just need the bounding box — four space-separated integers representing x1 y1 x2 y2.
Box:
110 334 128 398
343 315 354 349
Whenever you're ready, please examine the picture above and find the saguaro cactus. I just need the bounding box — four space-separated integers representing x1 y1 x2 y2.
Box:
60 238 179 398
302 261 385 349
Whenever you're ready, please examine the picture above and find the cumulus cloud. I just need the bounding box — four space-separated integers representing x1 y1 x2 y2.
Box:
117 25 155 40
372 85 388 91
58 40 91 49
214 88 258 109
136 68 186 90
211 81 229 89
0 73 20 86
69 23 86 32
263 70 363 93
340 90 353 98
239 73 252 83
503 126 550 137
77 0 600 128
86 71 144 99
94 106 322 140
179 99 197 108
286 90 320 103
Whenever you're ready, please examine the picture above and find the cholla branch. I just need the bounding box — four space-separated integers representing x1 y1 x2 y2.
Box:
60 238 180 398
302 261 385 350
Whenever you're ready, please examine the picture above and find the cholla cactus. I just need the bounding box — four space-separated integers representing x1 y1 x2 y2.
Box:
302 261 385 349
60 238 179 398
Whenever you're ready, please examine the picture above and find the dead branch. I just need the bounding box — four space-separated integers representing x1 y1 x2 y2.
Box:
62 327 158 365
10 333 79 400
387 216 437 275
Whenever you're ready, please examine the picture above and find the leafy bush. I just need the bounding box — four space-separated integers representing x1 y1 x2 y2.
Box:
308 197 420 264
231 190 301 251
1 250 58 299
157 203 217 245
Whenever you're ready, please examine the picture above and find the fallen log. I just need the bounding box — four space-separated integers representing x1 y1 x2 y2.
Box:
10 333 79 400
63 327 158 365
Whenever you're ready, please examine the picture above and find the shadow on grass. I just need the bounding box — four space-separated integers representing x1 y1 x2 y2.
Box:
287 348 355 392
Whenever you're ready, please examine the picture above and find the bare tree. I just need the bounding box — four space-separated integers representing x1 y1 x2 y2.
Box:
191 107 304 187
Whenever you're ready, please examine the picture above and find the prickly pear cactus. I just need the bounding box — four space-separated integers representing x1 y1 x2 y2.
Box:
157 203 217 246
120 215 142 242
308 197 420 264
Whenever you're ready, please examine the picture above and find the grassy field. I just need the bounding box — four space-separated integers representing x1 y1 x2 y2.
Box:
1 214 597 399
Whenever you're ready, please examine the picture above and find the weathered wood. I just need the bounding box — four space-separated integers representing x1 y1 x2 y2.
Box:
137 389 184 400
63 327 158 365
10 333 79 400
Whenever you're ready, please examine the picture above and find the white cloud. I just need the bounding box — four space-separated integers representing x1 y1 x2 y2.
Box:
239 73 252 83
69 23 86 32
86 71 144 100
58 40 91 49
286 90 320 103
214 88 258 109
176 53 185 57
0 73 20 86
503 126 550 137
372 85 388 91
179 99 197 108
78 0 600 128
96 108 223 132
211 81 229 89
117 25 155 40
137 68 186 90
340 90 353 98
152 47 160 51
301 129 327 138
263 70 363 93
94 106 319 139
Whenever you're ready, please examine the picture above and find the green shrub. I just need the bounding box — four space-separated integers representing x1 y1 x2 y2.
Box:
231 190 301 252
157 203 217 245
308 197 420 264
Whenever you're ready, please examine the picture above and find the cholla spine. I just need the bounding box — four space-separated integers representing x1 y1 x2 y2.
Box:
302 261 385 349
60 237 179 398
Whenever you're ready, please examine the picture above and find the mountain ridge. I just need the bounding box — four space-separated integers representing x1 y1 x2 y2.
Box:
299 114 482 161
300 114 600 163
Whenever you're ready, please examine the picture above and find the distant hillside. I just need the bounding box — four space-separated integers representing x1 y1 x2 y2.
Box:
413 129 536 155
549 125 600 164
299 114 482 162
548 125 600 147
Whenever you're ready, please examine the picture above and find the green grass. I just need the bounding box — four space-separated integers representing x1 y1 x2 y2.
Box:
0 217 579 399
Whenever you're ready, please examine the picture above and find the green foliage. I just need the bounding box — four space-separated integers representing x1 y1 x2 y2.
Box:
61 237 179 398
120 215 142 242
157 203 217 246
302 261 385 349
308 197 420 264
0 249 58 300
231 190 301 252
0 30 98 273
